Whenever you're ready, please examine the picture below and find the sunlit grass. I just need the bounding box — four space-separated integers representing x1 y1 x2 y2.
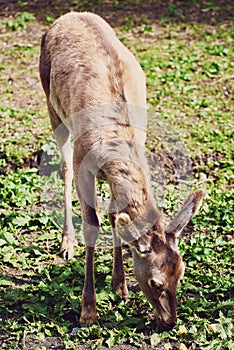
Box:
0 5 233 349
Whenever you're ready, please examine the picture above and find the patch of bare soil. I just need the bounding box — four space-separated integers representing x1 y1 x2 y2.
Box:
16 338 166 350
0 0 233 24
0 20 47 110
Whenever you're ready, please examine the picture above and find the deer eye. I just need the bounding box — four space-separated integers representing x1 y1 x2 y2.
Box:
148 279 164 291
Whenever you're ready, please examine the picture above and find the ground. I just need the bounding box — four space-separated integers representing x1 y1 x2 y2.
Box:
0 1 233 350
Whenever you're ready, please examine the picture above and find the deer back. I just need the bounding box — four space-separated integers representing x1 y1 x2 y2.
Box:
39 11 147 146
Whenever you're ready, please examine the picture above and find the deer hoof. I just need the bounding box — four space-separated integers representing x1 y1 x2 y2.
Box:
80 308 97 327
120 285 129 300
112 280 129 300
60 236 74 260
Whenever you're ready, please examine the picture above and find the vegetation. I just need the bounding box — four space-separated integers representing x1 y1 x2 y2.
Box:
0 1 233 349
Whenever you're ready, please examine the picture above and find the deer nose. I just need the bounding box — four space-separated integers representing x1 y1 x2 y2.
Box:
164 321 176 331
158 321 176 332
163 313 177 330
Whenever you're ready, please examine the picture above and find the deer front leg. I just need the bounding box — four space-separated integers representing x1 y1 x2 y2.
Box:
110 214 128 299
80 244 97 326
112 245 129 300
79 208 99 326
74 153 99 326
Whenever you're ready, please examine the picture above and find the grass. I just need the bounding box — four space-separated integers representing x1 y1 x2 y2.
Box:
0 2 233 349
1 12 35 31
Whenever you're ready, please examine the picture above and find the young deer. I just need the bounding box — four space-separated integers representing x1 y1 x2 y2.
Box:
39 12 205 330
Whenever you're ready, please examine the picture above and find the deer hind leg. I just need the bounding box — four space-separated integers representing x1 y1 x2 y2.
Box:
60 133 75 260
73 149 99 326
48 102 75 260
109 214 128 300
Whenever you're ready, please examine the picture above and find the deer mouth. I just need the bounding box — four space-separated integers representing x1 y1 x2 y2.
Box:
153 301 177 331
157 319 176 332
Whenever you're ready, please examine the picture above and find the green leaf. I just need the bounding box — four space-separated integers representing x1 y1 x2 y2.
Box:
3 232 18 245
164 342 173 350
106 330 117 348
0 238 6 246
12 214 31 227
150 333 161 347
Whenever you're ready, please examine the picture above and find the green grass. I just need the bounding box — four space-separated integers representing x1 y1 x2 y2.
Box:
0 107 48 170
0 12 35 31
0 3 233 350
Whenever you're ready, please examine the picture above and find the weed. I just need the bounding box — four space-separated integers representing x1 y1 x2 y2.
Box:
1 12 35 31
0 3 233 349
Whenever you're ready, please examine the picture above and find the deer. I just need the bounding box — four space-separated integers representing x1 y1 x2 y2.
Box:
39 11 205 331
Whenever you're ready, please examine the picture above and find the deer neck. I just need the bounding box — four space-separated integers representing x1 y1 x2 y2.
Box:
105 160 152 217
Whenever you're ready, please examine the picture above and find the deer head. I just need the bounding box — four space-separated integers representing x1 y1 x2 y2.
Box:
116 189 205 331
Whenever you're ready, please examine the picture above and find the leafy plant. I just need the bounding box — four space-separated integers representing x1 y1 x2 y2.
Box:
0 3 233 349
2 12 35 31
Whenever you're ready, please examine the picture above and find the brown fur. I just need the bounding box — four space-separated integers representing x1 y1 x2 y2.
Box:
39 11 205 329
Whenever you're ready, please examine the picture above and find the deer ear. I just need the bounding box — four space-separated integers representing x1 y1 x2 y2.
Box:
115 213 152 253
166 189 205 245
115 213 131 226
115 212 135 243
